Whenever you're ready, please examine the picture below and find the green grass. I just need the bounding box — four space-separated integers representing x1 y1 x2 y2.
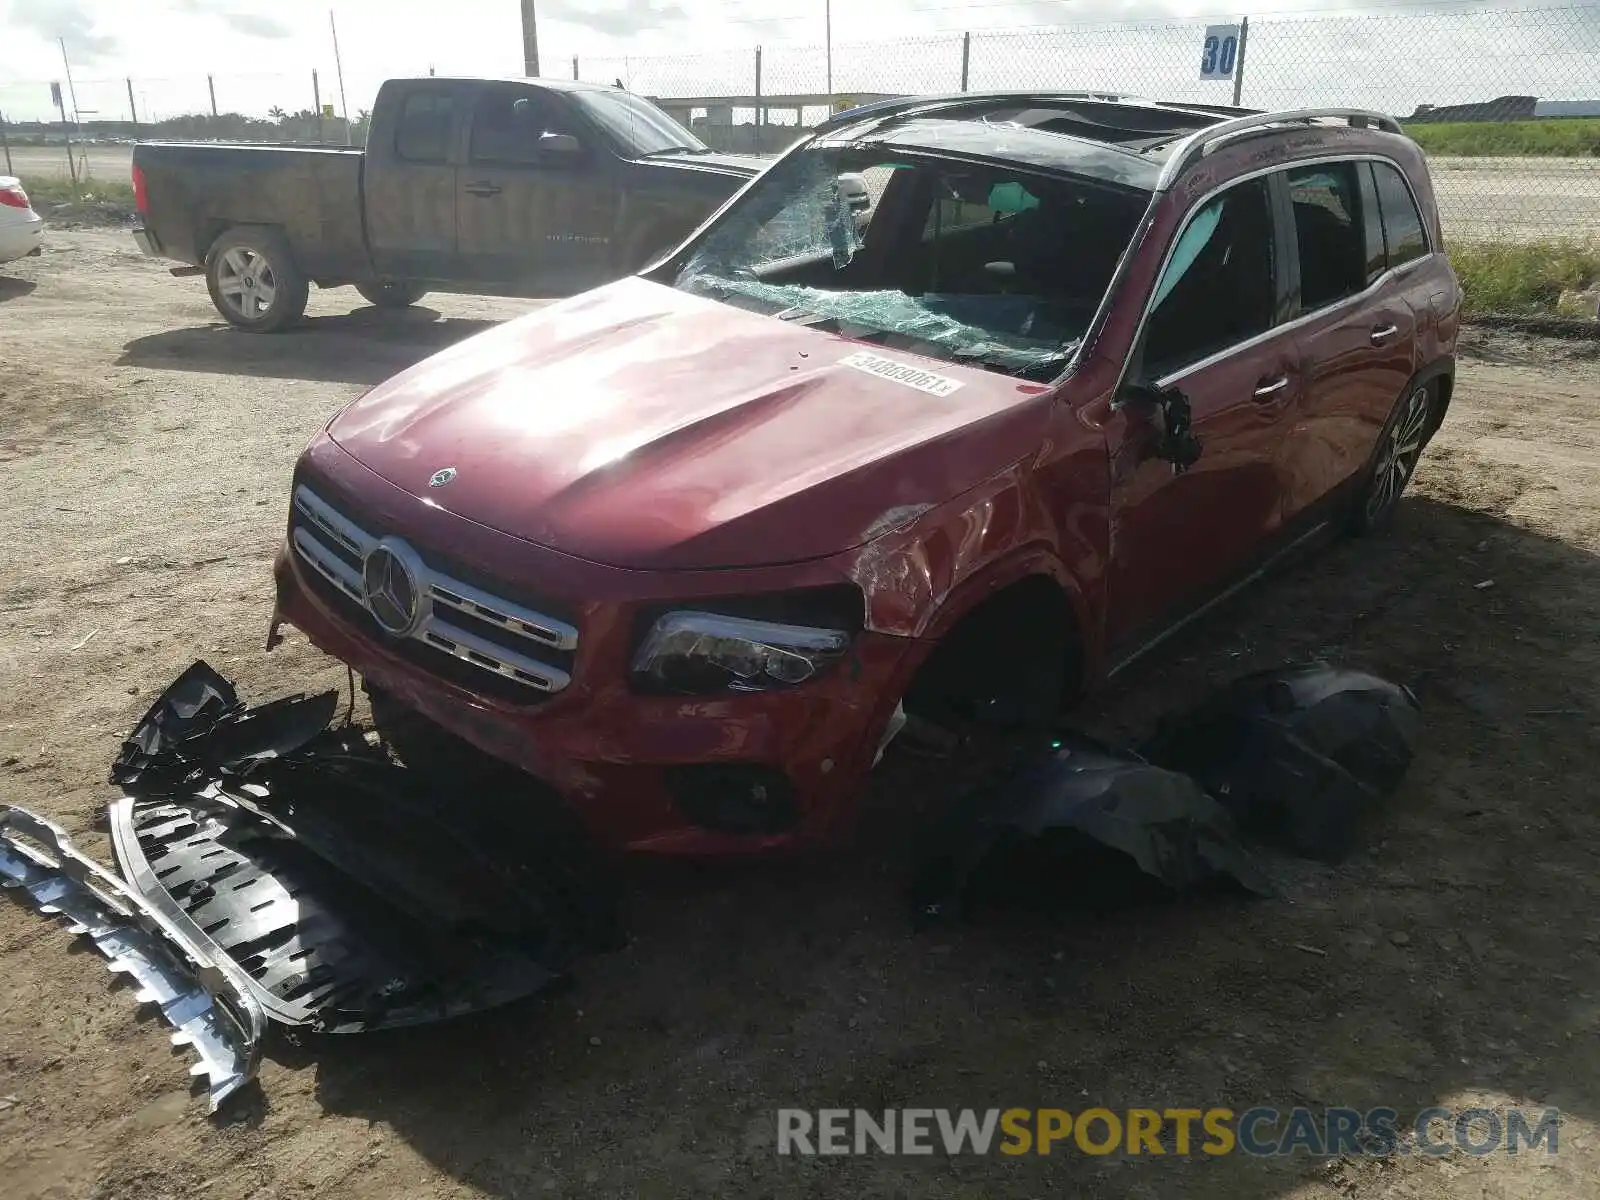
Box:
20 175 137 207
1449 239 1600 314
1406 118 1600 157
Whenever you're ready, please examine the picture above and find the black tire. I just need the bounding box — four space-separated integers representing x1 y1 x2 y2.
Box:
1350 379 1436 534
355 280 428 309
204 227 309 333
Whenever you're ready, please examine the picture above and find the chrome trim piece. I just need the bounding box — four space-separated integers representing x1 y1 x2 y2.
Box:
2 803 265 1111
290 485 577 695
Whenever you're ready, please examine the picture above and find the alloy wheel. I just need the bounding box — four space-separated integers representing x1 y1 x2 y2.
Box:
1364 384 1431 524
215 246 278 320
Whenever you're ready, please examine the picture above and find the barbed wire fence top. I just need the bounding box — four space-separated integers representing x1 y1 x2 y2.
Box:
4 4 1599 239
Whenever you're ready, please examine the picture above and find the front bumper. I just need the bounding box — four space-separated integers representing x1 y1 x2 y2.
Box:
275 545 915 853
270 445 922 853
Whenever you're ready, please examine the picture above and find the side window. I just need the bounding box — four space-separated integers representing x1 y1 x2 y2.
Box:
1142 178 1275 378
1372 162 1428 268
1358 164 1386 285
395 92 456 164
1286 162 1367 311
470 88 576 167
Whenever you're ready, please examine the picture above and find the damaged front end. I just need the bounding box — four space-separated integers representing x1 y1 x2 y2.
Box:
0 805 264 1110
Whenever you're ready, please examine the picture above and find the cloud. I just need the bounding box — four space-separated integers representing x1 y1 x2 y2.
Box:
169 0 292 40
12 0 118 60
541 0 692 40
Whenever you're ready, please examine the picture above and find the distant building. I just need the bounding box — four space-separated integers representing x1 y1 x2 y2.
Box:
1534 99 1600 118
1408 95 1538 123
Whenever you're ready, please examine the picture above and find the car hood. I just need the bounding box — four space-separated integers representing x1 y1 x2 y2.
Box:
327 279 1050 570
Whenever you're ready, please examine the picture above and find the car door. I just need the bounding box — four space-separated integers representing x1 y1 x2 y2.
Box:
1104 174 1303 658
1281 159 1419 521
456 83 621 293
365 82 467 282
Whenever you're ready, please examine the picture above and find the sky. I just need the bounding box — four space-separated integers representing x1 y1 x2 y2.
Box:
2 0 1598 122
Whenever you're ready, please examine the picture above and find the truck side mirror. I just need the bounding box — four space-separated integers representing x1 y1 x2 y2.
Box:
538 131 582 156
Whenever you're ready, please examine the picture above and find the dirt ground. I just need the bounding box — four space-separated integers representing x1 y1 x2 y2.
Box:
2 228 1598 1199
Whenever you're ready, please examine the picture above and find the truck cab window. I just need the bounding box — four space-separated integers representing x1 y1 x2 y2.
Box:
1142 178 1275 378
395 92 456 164
471 89 577 167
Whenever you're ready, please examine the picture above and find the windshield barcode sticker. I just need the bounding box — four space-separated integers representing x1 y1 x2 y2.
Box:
838 351 963 397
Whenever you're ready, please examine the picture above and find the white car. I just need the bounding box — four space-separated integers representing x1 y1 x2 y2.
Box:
0 178 44 265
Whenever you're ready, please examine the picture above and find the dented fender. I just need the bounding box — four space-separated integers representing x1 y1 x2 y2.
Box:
845 462 1095 651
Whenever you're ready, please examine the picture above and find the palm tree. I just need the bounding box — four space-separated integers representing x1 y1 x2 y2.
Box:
268 105 288 121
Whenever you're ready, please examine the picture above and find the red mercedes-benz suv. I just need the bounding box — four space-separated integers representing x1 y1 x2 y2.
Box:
271 93 1461 855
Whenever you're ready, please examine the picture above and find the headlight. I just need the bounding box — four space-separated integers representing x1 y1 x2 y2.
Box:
632 611 852 693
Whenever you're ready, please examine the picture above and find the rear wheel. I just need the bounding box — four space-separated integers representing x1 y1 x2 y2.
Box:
1352 380 1435 533
355 281 428 309
205 228 308 333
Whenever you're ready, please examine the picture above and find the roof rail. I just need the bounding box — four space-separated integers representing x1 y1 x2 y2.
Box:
1156 107 1405 191
812 90 1159 135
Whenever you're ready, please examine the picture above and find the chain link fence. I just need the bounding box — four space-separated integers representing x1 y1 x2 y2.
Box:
4 5 1599 239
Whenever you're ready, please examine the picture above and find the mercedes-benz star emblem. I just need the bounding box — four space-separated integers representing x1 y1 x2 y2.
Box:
361 539 428 636
428 467 457 488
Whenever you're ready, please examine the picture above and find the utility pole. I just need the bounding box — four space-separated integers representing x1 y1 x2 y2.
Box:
521 0 540 76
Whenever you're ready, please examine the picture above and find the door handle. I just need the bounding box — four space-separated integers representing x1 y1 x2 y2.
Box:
1253 375 1290 400
464 181 503 197
1370 323 1400 344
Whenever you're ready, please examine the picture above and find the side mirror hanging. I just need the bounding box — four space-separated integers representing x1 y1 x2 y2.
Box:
1123 382 1203 473
1155 387 1203 473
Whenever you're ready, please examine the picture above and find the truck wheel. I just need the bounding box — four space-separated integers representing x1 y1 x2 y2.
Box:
356 281 428 309
205 228 309 333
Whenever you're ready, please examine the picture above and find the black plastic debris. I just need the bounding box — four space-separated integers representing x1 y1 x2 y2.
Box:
910 735 1274 925
111 659 337 792
109 663 619 1035
1 804 264 1110
1140 664 1423 862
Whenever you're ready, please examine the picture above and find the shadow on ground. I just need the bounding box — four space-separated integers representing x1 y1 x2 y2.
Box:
270 489 1598 1197
117 308 498 386
0 276 38 303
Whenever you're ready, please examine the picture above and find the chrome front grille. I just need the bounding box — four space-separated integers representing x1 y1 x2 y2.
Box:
290 485 577 696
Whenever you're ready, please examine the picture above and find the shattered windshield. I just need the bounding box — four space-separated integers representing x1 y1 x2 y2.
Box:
672 146 1149 381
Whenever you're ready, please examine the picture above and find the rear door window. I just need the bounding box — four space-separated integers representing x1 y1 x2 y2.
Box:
395 91 457 164
1372 162 1428 267
1285 163 1368 311
1143 178 1276 378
